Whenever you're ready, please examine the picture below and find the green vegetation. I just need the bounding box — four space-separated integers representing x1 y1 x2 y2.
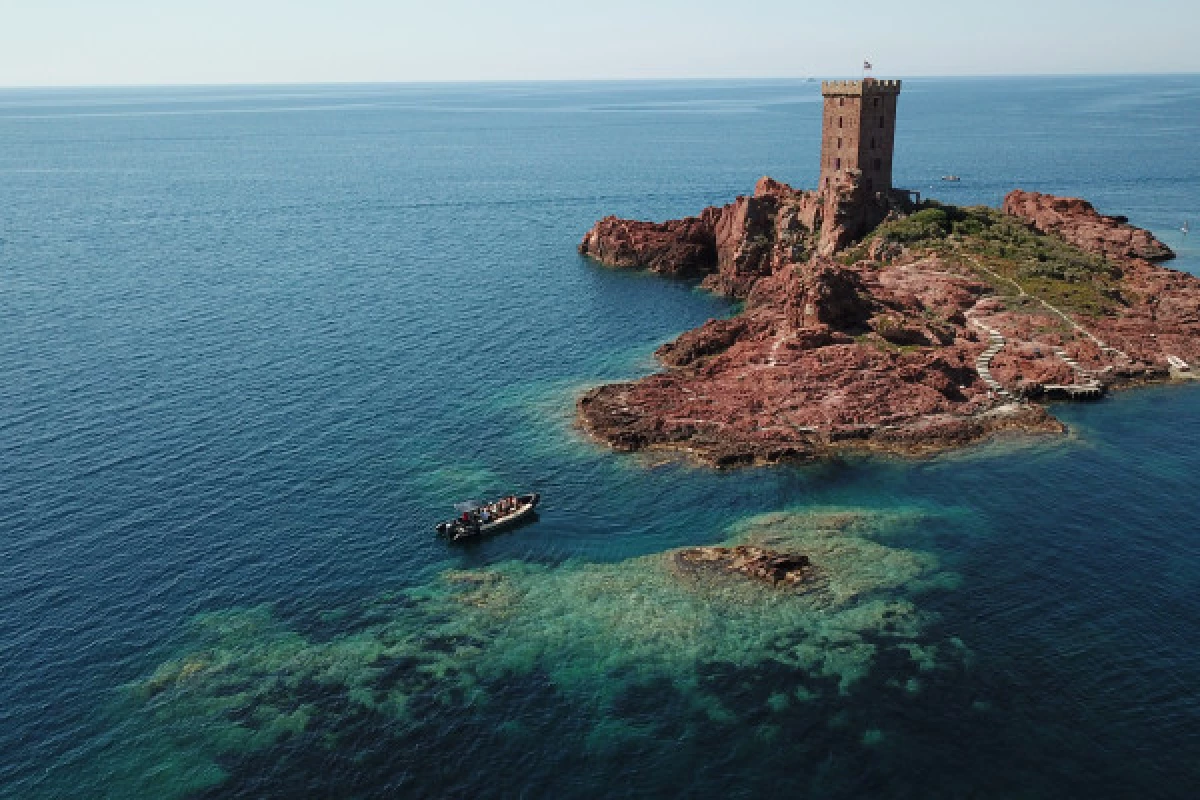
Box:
778 226 813 263
860 202 1124 317
878 207 957 243
853 331 924 355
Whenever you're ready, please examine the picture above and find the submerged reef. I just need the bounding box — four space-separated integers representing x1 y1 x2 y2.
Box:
95 507 967 798
577 178 1200 466
674 544 813 586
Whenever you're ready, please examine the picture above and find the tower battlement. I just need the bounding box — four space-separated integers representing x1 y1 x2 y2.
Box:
818 76 902 194
821 79 902 96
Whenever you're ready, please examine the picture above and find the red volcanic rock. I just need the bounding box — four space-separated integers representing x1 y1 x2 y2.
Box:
578 213 718 278
577 326 1063 467
787 326 842 350
788 260 874 329
579 175 912 298
989 348 1075 387
1003 190 1175 263
576 193 785 298
575 182 1199 467
872 314 930 346
1085 256 1200 368
704 193 780 296
817 177 894 256
1000 192 1200 373
656 316 767 367
753 175 797 201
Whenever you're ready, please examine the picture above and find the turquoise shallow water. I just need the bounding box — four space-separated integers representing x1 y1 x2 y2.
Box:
2 77 1199 798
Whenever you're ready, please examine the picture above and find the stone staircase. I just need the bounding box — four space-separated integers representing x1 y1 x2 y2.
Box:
968 317 1013 400
1046 347 1105 400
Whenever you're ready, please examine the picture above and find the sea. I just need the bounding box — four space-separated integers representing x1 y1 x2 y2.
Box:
2 76 1199 799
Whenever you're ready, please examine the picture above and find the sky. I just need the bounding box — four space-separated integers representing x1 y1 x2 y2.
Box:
0 0 1197 87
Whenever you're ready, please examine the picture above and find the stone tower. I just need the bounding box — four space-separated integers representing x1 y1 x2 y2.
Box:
818 78 902 193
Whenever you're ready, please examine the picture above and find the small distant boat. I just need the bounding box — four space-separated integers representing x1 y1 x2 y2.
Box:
436 493 540 542
941 175 961 182
1183 220 1190 236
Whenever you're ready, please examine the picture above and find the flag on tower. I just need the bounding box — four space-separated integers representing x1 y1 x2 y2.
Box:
863 60 873 72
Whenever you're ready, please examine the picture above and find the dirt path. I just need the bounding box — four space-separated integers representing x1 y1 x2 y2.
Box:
964 254 1130 362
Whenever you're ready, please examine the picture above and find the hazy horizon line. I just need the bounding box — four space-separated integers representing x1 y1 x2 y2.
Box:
1 71 1197 92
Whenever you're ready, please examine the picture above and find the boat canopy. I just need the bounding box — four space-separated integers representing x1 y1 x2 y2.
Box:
454 500 484 513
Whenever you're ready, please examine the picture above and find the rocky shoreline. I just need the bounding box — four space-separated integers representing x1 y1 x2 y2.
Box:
576 177 1200 467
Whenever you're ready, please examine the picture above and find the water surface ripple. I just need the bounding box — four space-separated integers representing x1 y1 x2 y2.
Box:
1 77 1199 799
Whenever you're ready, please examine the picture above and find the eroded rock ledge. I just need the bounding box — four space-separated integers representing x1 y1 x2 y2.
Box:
576 176 1200 467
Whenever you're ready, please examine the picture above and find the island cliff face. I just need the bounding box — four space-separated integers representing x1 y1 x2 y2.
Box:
577 177 1199 467
579 177 902 293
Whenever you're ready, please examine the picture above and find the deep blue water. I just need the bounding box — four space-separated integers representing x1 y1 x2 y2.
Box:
2 77 1199 798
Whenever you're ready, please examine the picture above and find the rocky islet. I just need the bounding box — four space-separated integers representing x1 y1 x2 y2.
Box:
577 177 1200 466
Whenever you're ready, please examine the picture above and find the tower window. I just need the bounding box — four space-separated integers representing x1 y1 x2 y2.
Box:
835 157 842 169
837 137 842 149
873 97 879 108
839 97 845 107
879 116 885 129
838 117 843 128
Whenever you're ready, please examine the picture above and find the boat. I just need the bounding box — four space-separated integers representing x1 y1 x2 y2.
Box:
941 175 961 182
1183 220 1190 235
436 493 540 542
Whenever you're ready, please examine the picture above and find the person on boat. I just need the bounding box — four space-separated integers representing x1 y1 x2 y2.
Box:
481 509 491 523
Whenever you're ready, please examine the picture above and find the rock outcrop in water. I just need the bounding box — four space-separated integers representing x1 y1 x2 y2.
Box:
577 176 1200 466
674 545 813 587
